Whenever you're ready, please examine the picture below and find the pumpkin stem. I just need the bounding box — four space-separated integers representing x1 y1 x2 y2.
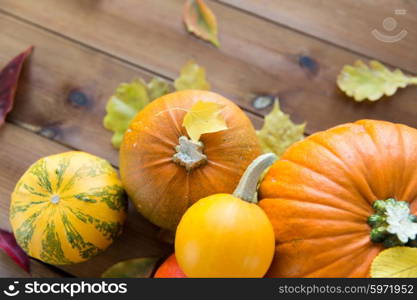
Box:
233 153 277 203
368 198 417 248
172 136 208 171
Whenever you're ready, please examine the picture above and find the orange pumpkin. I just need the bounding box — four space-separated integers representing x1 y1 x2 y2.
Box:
154 254 186 278
120 90 261 230
259 120 417 277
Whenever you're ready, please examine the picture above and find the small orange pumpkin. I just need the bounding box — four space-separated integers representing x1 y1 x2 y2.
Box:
154 254 186 278
120 90 261 230
260 120 417 277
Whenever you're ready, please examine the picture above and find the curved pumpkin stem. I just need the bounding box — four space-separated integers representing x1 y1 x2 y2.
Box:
233 153 277 203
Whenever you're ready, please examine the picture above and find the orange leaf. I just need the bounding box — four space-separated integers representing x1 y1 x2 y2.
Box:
183 0 220 47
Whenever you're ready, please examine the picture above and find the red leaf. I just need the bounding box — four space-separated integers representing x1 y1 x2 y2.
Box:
0 46 33 126
0 229 30 273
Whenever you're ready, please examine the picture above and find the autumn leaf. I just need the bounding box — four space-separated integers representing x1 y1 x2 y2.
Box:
371 247 417 278
183 100 228 142
103 78 170 148
257 99 305 157
0 229 30 273
0 46 33 127
337 60 417 102
147 77 170 101
174 60 211 91
101 257 159 278
103 61 210 148
183 0 220 47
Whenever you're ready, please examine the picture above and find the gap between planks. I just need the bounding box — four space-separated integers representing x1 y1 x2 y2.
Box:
2 0 417 135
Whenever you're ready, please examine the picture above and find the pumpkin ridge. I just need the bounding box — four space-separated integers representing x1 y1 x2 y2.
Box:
282 158 371 216
395 124 417 202
29 159 53 194
279 227 369 244
262 197 367 222
164 99 185 137
141 157 173 170
41 220 71 264
65 205 123 241
359 122 396 200
147 167 185 225
299 234 372 277
194 167 219 194
308 136 377 206
59 210 101 260
283 217 369 227
10 200 47 220
349 245 382 277
184 170 191 210
22 184 49 198
55 156 71 191
279 183 371 219
205 160 239 176
14 210 43 253
141 127 178 148
307 240 374 277
346 125 383 205
394 124 407 198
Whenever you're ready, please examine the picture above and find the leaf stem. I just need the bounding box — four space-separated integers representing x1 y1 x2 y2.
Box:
410 77 417 85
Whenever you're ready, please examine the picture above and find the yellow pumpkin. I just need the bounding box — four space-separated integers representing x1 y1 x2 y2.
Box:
175 154 276 277
10 151 127 265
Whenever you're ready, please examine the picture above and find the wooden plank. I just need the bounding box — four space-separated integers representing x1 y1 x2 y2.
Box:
219 0 417 74
0 252 64 277
0 124 171 277
1 0 417 135
0 14 263 168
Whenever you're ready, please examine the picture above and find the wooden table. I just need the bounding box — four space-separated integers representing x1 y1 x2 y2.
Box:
0 0 416 278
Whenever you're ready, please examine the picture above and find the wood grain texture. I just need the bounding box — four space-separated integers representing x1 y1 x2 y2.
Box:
219 0 417 74
0 14 263 168
0 252 64 277
0 124 171 277
1 0 417 134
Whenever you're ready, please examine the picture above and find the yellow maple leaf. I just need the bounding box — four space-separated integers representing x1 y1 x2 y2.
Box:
337 60 417 102
174 60 211 91
103 78 170 148
183 101 228 142
256 99 305 157
371 247 417 278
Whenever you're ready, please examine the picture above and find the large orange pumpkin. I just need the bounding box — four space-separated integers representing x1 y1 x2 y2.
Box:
120 90 261 230
259 120 417 277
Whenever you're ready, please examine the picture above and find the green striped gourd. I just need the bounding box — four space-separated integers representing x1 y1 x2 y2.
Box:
10 151 127 265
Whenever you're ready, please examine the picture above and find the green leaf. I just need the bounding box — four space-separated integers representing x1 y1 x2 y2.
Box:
174 60 211 91
183 100 227 142
103 78 170 148
256 99 305 157
337 60 417 102
101 257 159 278
147 77 170 100
371 247 417 278
183 0 220 47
